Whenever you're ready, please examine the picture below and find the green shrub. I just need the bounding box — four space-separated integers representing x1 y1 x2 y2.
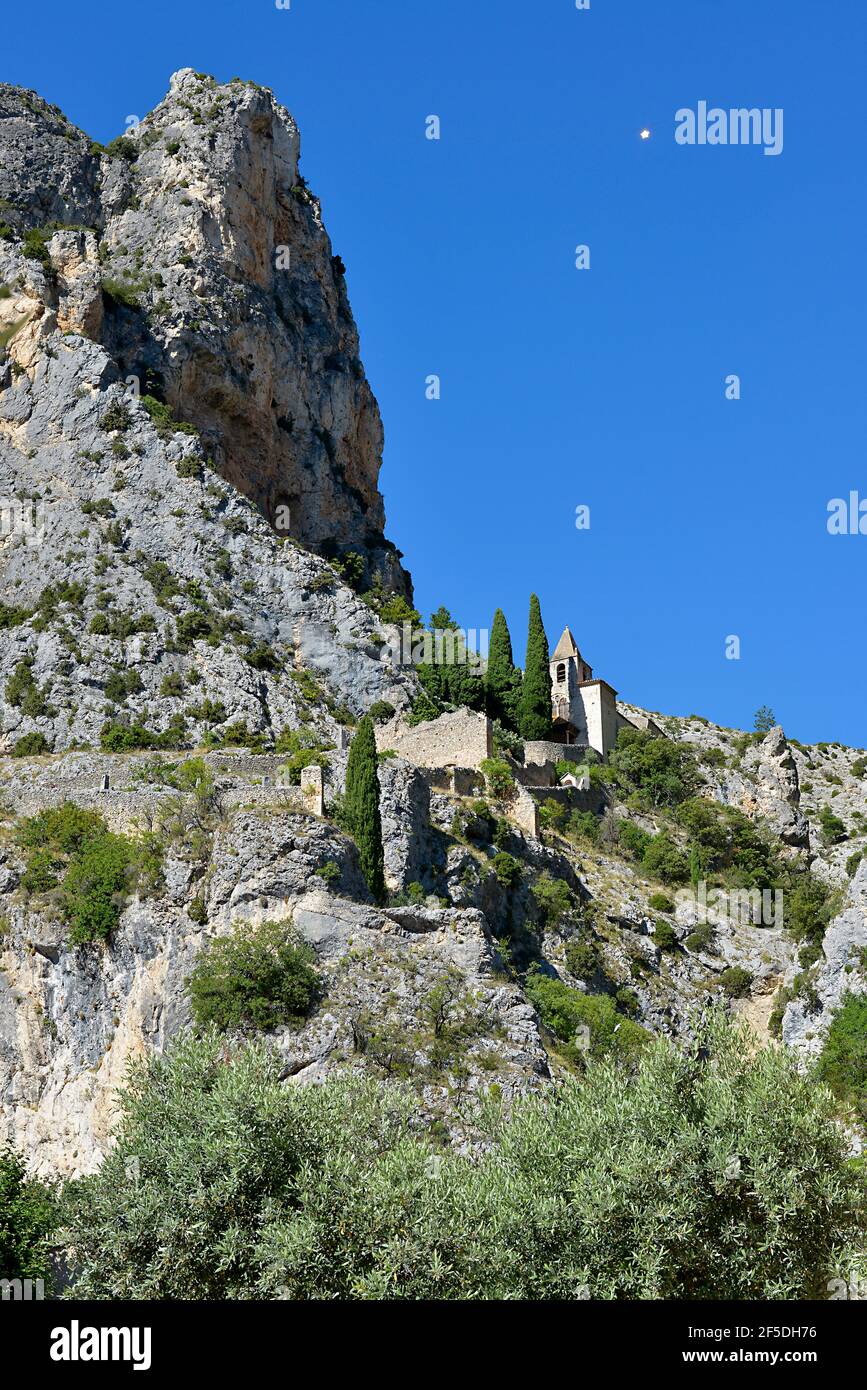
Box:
0 602 33 630
564 939 600 980
819 806 848 846
246 642 280 673
57 1016 866 1300
618 819 652 859
105 135 139 162
784 873 837 947
99 400 132 432
851 758 866 779
480 757 514 800
5 658 50 717
531 871 574 926
538 799 568 833
568 810 600 844
160 673 185 698
331 551 365 589
846 850 863 879
685 922 716 954
816 993 867 1122
142 560 181 604
652 920 678 952
609 727 701 809
648 891 675 913
16 803 160 944
524 970 648 1065
406 687 441 727
63 832 135 944
642 833 689 885
104 667 143 704
100 721 186 752
313 861 340 885
11 732 50 757
188 921 320 1032
368 700 396 724
492 852 521 889
101 276 142 309
21 227 52 265
0 1146 56 1288
719 966 753 999
139 395 195 437
188 894 208 925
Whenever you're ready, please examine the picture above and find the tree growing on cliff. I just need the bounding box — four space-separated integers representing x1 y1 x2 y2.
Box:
753 705 777 733
485 609 521 729
344 714 386 902
517 594 552 741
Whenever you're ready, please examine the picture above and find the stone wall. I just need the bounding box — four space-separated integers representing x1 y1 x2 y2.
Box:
374 710 492 769
1 749 324 828
422 767 483 797
523 741 585 769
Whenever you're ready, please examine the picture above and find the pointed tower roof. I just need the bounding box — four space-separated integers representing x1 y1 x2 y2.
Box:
551 627 580 662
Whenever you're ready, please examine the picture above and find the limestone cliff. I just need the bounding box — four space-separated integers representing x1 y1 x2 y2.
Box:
0 70 402 570
0 72 417 754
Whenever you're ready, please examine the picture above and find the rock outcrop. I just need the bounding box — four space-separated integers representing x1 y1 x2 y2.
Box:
1 71 418 754
1 71 402 574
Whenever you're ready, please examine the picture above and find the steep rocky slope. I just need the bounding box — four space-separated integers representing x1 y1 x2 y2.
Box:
2 709 865 1177
0 70 402 568
0 74 864 1182
0 72 415 755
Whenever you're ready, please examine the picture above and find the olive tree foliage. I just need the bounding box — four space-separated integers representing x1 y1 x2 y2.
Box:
60 1017 865 1301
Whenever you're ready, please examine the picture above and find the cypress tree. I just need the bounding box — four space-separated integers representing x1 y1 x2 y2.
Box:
517 593 553 741
485 608 521 728
344 714 386 902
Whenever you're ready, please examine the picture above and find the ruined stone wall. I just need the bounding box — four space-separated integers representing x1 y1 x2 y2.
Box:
374 710 492 769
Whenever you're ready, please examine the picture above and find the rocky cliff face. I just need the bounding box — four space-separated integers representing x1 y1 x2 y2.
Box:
0 72 417 754
0 74 864 1184
0 70 401 570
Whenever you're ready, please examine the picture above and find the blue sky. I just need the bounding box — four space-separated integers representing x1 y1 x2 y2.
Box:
4 0 866 747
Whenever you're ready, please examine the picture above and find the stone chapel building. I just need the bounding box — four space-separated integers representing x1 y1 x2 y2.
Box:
549 627 662 759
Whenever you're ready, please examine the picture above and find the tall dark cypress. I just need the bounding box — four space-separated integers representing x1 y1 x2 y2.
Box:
344 714 386 902
517 594 553 741
485 608 521 729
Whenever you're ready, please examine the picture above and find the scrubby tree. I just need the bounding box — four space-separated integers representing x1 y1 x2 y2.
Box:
0 1147 56 1287
415 608 485 715
816 992 867 1122
344 714 386 902
485 609 521 728
516 594 552 741
188 921 320 1032
610 727 700 809
754 705 777 733
58 1014 866 1300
